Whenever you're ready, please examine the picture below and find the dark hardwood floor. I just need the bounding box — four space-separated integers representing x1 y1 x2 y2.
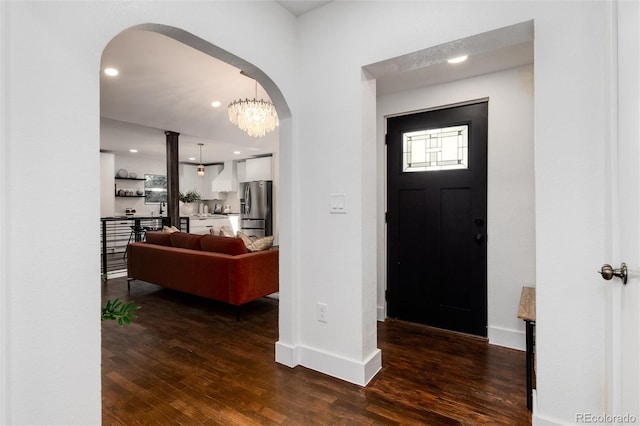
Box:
102 278 531 425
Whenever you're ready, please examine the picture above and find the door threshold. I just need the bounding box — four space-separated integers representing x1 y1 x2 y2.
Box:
383 318 489 342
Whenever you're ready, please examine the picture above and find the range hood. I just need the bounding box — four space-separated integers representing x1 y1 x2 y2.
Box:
211 161 238 192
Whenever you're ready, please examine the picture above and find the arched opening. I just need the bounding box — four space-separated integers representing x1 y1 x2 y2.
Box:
99 23 294 416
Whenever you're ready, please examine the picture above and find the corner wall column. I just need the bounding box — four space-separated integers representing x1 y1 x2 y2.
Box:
165 131 180 228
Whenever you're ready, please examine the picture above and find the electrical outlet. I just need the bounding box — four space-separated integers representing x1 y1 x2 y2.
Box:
317 302 328 323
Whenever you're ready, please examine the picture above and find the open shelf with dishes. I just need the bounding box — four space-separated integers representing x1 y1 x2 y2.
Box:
115 176 146 197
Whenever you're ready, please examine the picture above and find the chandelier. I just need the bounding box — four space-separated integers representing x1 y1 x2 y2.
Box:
228 79 278 138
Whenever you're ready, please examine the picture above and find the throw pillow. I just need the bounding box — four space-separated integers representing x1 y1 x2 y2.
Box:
237 231 274 252
219 226 235 237
236 231 255 246
162 225 180 233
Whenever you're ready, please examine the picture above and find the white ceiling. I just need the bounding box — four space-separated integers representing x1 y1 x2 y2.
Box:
100 29 279 164
100 1 331 165
368 20 534 96
100 5 533 165
276 1 333 16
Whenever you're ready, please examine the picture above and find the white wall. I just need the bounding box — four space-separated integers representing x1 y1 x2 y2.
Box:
1 2 297 424
114 155 166 216
101 118 168 216
296 1 613 424
100 152 115 217
377 65 536 350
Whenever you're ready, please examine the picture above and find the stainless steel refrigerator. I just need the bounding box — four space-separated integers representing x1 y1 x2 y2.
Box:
240 180 273 238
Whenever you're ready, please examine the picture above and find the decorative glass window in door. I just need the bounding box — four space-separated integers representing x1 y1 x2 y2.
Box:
402 125 468 172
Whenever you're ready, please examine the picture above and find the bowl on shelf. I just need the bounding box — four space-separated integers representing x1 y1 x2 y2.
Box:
117 168 128 178
129 172 137 178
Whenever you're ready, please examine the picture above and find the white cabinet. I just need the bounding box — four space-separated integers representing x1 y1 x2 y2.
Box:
236 160 247 183
245 156 272 181
189 218 216 235
179 164 203 195
213 217 233 234
201 164 223 200
189 216 233 235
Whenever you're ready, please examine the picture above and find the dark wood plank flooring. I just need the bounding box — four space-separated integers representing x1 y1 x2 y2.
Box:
102 278 531 425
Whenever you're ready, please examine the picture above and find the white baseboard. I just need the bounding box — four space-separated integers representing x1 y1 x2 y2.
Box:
378 308 525 351
377 305 385 322
275 341 382 386
488 326 525 351
532 390 565 425
275 341 298 367
106 270 127 280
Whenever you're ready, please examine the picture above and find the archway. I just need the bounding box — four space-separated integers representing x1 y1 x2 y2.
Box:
99 21 293 363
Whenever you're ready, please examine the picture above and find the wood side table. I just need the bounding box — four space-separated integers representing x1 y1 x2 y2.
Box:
518 286 536 411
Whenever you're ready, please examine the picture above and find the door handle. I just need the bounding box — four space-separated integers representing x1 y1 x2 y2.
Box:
474 233 484 243
598 263 628 284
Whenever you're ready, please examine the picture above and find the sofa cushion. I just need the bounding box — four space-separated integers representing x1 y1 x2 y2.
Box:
169 232 203 250
219 226 235 237
237 232 275 252
200 235 248 256
145 231 172 247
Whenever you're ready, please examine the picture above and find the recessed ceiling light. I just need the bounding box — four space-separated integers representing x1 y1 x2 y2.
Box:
211 101 221 108
188 157 196 161
104 67 119 76
233 151 241 155
447 55 468 64
129 149 138 153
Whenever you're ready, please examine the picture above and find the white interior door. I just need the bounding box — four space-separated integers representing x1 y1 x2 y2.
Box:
607 0 639 419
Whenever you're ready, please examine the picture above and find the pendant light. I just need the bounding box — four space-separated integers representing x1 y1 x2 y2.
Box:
197 143 205 176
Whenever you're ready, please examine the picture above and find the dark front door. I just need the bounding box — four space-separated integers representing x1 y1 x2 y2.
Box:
386 102 488 337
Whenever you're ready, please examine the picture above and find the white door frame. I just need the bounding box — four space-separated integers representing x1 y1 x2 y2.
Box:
605 0 640 419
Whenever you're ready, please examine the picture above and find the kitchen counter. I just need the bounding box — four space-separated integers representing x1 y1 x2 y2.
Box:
101 215 176 220
189 215 239 235
188 213 239 219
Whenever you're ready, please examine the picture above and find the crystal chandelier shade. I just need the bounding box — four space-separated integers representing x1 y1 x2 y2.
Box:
228 80 278 138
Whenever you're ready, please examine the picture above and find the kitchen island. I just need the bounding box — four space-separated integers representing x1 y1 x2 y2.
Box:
188 214 239 235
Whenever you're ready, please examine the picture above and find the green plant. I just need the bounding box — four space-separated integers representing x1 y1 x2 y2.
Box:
179 189 201 203
101 298 140 326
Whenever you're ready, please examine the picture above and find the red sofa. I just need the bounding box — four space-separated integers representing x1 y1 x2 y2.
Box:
126 231 278 313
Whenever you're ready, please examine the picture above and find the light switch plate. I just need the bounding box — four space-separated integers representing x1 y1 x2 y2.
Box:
330 193 347 214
